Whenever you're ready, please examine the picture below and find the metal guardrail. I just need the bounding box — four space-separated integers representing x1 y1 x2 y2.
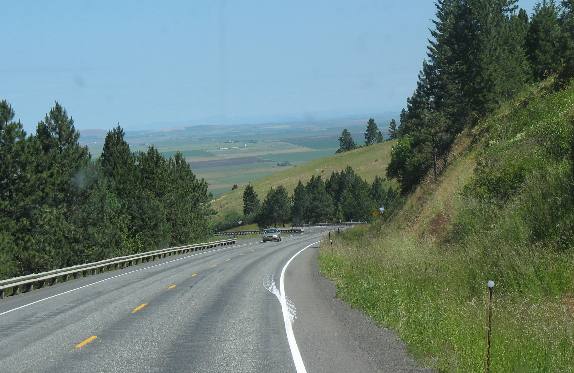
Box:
0 239 236 299
216 222 366 236
309 222 367 227
215 228 305 236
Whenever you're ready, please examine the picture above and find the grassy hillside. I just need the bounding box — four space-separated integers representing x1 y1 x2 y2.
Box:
320 81 574 371
212 141 396 221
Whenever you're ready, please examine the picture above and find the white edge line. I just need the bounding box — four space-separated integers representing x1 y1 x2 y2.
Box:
0 243 242 317
279 240 320 373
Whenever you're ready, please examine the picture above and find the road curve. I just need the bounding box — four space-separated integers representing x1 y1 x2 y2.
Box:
0 227 427 373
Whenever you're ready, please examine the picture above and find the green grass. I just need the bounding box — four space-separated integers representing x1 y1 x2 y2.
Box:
319 80 574 372
212 141 396 221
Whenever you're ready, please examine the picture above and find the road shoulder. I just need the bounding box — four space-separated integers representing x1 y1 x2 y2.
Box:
286 245 432 373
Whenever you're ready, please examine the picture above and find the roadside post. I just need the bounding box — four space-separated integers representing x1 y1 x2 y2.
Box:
486 280 495 373
329 231 333 254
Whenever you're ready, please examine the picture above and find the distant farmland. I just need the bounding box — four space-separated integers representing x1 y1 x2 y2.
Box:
80 115 395 196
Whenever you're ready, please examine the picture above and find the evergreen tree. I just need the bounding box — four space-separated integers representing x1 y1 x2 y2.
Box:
364 118 380 146
340 177 375 221
423 111 452 179
74 169 131 262
387 0 530 193
258 186 291 227
22 103 92 270
326 167 355 206
387 136 428 192
526 1 562 80
164 152 211 244
0 100 27 203
0 102 215 278
337 129 356 153
33 102 90 206
0 101 28 277
388 119 398 140
132 147 171 248
559 0 574 83
370 176 387 207
291 181 308 225
305 176 334 223
242 184 260 217
100 125 136 197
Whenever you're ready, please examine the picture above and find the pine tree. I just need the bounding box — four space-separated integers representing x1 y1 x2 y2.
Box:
559 0 574 83
100 125 135 193
388 119 398 140
337 129 356 153
34 102 90 206
526 1 562 80
258 186 291 227
387 0 530 193
0 101 28 277
305 176 334 223
291 181 308 225
370 176 387 207
340 177 375 221
364 118 380 146
74 169 131 262
164 152 211 244
243 184 260 217
0 100 27 210
130 146 171 249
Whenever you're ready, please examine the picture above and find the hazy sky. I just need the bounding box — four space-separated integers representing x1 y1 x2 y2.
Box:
2 0 539 131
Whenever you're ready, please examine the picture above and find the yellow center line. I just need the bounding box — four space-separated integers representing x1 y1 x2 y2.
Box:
167 284 176 289
192 273 198 277
75 335 97 349
131 303 148 314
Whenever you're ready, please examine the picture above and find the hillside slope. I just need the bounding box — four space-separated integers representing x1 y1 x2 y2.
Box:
212 141 396 221
320 81 574 371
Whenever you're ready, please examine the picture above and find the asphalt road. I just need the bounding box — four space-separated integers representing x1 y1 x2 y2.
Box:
0 227 427 373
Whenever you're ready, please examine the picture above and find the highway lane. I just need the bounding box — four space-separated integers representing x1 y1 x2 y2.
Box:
0 227 427 372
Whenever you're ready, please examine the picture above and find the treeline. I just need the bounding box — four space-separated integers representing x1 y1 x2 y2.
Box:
0 101 212 278
337 118 397 153
240 167 398 227
388 0 574 193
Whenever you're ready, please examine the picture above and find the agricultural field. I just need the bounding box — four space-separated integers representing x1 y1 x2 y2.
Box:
80 115 394 196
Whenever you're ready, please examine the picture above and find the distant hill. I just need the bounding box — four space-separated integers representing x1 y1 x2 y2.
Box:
212 140 396 221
